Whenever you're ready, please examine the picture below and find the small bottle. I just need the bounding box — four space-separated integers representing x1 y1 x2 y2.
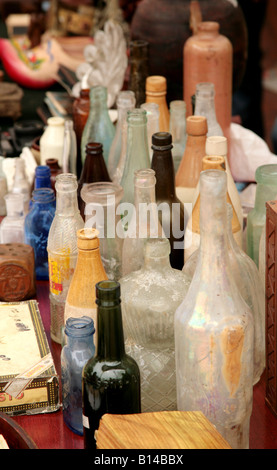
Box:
48 173 84 344
120 237 189 412
107 90 136 180
72 88 90 178
61 316 95 436
141 102 160 161
169 100 187 174
0 193 25 243
175 169 254 449
78 142 111 220
40 116 65 166
151 131 188 270
194 82 223 137
82 280 141 449
64 228 108 340
145 75 170 132
0 156 8 216
128 39 149 107
24 188 56 280
62 119 77 175
81 86 115 167
11 158 31 214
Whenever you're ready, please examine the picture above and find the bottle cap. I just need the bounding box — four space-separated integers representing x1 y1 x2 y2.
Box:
96 280 121 302
77 228 100 250
146 75 167 93
186 115 207 135
205 136 227 156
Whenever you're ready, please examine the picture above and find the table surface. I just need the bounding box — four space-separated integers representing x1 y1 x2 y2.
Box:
10 281 277 450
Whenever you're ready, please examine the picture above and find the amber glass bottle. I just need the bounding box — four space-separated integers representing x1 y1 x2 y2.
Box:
72 88 90 178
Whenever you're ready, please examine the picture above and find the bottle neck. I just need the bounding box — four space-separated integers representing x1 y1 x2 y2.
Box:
97 299 125 360
56 189 79 215
255 183 277 212
151 149 176 200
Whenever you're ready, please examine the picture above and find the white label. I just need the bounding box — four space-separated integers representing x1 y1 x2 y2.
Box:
82 414 90 429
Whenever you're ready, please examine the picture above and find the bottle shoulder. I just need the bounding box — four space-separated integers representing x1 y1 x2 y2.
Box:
83 355 139 382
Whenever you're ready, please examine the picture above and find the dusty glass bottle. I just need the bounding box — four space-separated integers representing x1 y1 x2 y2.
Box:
121 169 163 276
78 142 111 220
0 156 8 216
119 108 150 208
72 88 90 178
169 100 187 174
107 90 136 180
81 86 115 167
141 102 160 161
120 237 189 412
175 170 254 449
61 316 95 436
11 157 31 214
194 82 223 137
81 181 124 281
47 173 84 344
24 188 56 280
0 193 25 243
128 39 149 107
62 119 77 175
82 280 141 449
151 132 188 270
145 75 170 132
184 203 265 386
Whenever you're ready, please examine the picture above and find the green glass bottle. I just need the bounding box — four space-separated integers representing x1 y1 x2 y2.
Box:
82 280 141 449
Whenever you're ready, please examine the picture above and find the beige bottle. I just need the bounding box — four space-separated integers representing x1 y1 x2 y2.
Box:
175 115 207 205
184 155 241 262
145 75 170 132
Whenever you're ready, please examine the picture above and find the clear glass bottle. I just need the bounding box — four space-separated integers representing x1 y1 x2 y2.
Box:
11 157 31 214
141 102 160 161
169 100 187 174
62 119 77 175
128 39 149 107
247 164 277 267
72 88 90 178
194 82 223 136
24 188 56 280
61 316 95 436
120 237 189 412
119 108 150 208
175 169 254 449
145 75 170 132
82 280 141 449
107 90 136 180
0 193 25 243
81 181 124 281
0 156 8 216
47 173 84 344
184 203 265 386
81 86 115 167
40 116 65 167
121 169 163 276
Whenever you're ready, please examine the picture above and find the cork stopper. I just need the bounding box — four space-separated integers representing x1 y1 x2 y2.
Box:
205 136 228 156
77 228 100 250
186 115 207 135
146 75 167 94
202 155 226 171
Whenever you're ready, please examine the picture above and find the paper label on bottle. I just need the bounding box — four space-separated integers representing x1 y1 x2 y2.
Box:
82 414 90 429
49 251 72 295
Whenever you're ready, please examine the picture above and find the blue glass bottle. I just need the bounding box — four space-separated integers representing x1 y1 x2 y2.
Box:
24 188 56 280
61 316 95 435
30 166 52 209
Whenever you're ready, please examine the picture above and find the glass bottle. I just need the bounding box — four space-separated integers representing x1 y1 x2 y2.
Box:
120 237 189 412
82 280 141 449
40 116 65 167
119 108 150 208
81 181 124 281
72 88 90 179
0 193 25 243
107 90 136 180
175 170 254 449
78 142 111 221
64 228 108 340
24 188 56 280
247 164 277 267
46 158 63 194
141 102 160 161
11 157 31 214
81 86 115 167
194 82 223 137
184 203 265 386
33 165 52 189
169 100 187 174
145 75 170 132
62 119 77 175
61 316 95 436
151 131 188 271
128 39 149 107
47 173 84 344
0 156 8 216
175 115 207 205
121 169 163 276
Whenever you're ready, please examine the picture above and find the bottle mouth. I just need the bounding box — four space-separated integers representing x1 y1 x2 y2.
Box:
65 316 95 337
255 164 277 185
96 280 121 302
134 168 156 187
32 188 55 203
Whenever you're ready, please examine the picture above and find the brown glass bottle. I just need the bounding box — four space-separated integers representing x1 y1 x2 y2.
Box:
45 158 63 194
77 142 111 220
128 39 149 107
72 88 90 179
151 132 188 271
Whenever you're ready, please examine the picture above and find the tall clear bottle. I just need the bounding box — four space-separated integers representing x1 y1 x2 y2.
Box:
72 88 90 178
175 170 254 449
120 237 189 412
81 86 115 167
141 102 160 161
169 100 187 174
47 173 84 344
194 82 223 137
62 120 77 175
107 90 136 180
12 158 31 214
82 280 141 449
145 75 170 132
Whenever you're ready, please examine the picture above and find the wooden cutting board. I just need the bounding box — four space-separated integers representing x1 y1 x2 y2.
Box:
96 411 232 449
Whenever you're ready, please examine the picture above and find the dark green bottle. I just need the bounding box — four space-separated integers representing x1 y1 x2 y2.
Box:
82 280 141 449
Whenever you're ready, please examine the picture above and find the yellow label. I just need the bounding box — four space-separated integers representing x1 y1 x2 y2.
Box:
49 250 72 295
